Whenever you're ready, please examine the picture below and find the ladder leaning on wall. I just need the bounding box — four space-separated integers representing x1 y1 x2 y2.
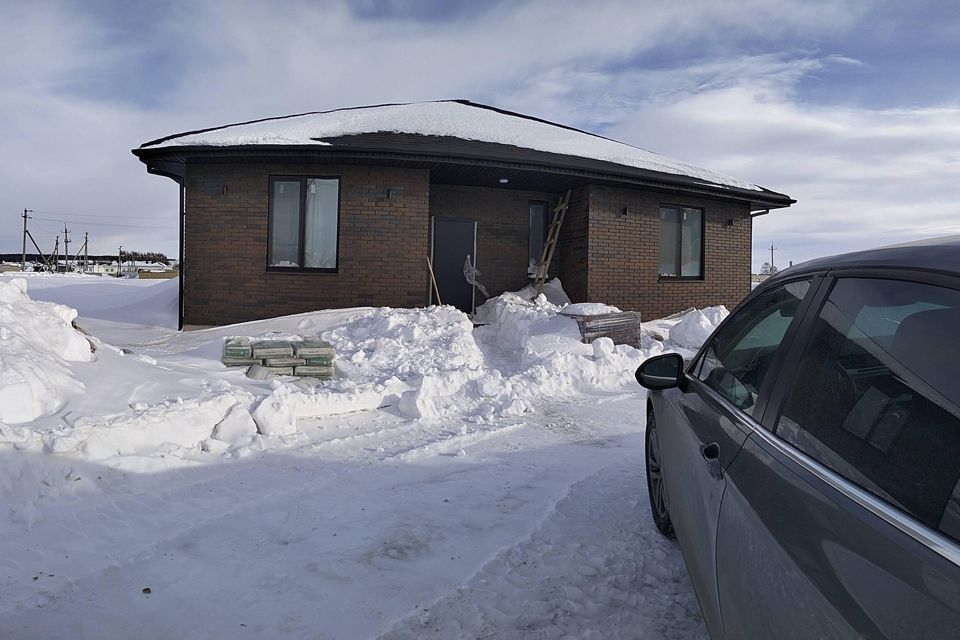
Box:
531 189 572 296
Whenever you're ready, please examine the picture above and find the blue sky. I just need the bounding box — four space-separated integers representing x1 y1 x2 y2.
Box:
1 0 958 272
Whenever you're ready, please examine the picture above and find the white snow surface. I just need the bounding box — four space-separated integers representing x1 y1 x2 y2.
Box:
562 302 623 315
669 306 730 349
144 100 761 191
0 273 726 638
0 279 91 424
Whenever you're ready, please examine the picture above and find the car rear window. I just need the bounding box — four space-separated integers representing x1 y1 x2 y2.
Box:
775 277 960 541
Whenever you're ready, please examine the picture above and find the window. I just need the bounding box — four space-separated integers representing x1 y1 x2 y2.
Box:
775 278 960 541
696 279 811 417
659 206 703 278
528 201 549 275
268 177 339 269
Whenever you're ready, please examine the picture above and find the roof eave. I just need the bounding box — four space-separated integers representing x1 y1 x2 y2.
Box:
132 144 794 210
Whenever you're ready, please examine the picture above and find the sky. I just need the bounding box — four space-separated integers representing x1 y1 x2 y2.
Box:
1 0 958 272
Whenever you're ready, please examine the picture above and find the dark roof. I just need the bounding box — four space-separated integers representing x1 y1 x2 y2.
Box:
771 235 960 280
138 100 614 150
133 99 795 211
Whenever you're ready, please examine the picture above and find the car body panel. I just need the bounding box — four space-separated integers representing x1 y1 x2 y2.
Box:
644 238 960 639
718 431 960 639
656 381 752 637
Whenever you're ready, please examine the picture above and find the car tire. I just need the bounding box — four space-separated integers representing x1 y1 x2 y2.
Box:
646 409 675 538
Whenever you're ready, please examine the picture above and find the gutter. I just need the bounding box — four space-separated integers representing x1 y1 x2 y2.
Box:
133 144 795 211
143 163 185 331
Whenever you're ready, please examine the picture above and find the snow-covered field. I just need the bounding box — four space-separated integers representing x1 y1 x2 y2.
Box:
0 273 726 639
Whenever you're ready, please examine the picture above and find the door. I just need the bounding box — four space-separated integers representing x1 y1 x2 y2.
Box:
717 274 960 639
657 278 815 638
431 217 476 313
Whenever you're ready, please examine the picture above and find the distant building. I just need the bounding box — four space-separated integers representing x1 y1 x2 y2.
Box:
134 100 794 327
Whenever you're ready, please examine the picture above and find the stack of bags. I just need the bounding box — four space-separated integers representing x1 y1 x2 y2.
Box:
221 337 336 380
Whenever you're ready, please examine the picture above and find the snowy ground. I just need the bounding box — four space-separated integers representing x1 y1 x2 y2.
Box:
0 273 725 639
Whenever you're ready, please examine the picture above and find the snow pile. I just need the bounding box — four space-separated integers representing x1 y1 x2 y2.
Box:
668 306 729 349
61 388 257 463
474 293 647 398
492 277 572 308
474 292 582 357
253 306 487 433
144 101 762 191
2 384 257 466
562 302 622 315
0 279 91 424
252 293 647 432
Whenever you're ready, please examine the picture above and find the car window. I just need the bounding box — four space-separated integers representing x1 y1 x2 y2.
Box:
696 279 811 418
775 277 960 541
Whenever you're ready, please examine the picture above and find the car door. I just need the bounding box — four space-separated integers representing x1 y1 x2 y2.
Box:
716 273 960 639
656 277 817 638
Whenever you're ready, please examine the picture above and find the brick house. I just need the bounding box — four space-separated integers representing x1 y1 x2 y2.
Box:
133 100 793 328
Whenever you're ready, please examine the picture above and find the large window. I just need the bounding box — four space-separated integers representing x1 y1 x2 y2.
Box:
695 279 811 417
659 206 703 278
268 176 339 270
528 201 549 274
775 277 960 541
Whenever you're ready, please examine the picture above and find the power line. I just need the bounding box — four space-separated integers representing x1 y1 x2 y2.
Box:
33 210 170 220
29 216 170 229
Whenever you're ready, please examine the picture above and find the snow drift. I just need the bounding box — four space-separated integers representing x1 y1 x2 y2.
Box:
0 278 91 424
0 274 732 527
669 306 729 349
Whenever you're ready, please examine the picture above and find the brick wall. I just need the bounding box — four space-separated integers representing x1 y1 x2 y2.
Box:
429 184 560 297
183 163 430 326
586 185 753 318
182 162 753 326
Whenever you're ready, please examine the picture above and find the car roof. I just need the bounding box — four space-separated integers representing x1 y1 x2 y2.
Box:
768 235 960 283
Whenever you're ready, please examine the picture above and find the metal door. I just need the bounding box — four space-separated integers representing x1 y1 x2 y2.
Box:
431 218 476 313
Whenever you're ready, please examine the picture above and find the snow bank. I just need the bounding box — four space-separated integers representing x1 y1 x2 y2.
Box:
0 279 91 423
668 306 729 349
252 306 486 434
0 274 733 528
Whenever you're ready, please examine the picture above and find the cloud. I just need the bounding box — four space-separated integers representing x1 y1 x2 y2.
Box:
2 0 954 276
601 59 960 270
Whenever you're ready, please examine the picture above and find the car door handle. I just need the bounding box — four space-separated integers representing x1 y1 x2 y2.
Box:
700 442 723 479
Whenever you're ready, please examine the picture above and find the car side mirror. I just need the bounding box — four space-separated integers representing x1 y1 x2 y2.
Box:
635 353 686 390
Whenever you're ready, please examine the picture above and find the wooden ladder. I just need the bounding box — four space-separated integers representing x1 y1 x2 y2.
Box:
532 189 571 296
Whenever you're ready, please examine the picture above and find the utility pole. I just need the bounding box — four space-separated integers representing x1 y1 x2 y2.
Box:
84 232 89 272
769 243 777 270
118 245 122 278
21 209 33 271
62 225 71 272
53 235 60 273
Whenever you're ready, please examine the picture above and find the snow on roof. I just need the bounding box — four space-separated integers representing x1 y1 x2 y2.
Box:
141 100 761 192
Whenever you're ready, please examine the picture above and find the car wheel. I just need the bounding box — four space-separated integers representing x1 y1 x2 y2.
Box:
646 409 674 537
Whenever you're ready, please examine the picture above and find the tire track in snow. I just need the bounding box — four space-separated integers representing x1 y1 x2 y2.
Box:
379 457 707 640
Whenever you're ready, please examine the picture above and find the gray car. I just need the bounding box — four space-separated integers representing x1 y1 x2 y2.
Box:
635 236 960 639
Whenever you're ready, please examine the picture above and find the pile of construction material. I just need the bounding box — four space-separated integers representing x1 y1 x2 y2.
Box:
222 338 335 380
560 310 642 347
